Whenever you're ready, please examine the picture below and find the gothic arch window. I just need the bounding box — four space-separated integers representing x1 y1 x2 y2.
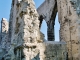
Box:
54 13 60 41
40 20 47 40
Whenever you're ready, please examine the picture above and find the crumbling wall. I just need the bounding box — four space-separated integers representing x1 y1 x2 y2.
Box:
37 0 57 41
42 41 67 60
0 18 10 60
1 0 67 60
4 0 43 60
57 0 80 60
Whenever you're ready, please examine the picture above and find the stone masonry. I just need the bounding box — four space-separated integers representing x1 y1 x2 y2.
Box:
57 0 80 60
37 0 57 41
0 18 10 60
0 0 67 60
38 0 80 60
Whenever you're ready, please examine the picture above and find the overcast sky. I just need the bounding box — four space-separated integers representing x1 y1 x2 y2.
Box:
0 0 60 41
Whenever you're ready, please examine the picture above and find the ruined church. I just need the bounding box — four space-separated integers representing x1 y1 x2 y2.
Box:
0 0 80 60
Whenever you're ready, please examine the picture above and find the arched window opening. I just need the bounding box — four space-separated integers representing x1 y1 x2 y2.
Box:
40 20 47 40
54 13 60 41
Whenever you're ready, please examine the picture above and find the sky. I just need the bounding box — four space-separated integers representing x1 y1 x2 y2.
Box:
0 0 60 41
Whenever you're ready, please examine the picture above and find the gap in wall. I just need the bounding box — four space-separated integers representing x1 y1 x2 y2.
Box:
54 13 60 41
40 20 47 40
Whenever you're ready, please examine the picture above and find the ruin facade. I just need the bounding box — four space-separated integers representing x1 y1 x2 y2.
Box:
0 0 80 60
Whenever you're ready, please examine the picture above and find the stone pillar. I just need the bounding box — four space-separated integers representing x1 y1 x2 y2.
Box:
1 18 8 39
7 0 43 60
37 0 57 41
47 1 57 41
57 0 80 60
1 18 9 49
0 18 10 60
47 20 55 41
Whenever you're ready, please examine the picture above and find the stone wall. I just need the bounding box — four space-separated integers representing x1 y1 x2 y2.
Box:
37 0 57 41
1 18 10 50
43 41 67 60
57 0 80 60
0 0 67 60
0 18 10 60
4 0 43 60
38 0 80 60
12 41 67 60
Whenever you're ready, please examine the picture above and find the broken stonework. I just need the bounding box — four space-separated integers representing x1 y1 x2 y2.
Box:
3 0 43 60
0 0 67 60
13 41 66 60
38 0 80 60
1 18 8 38
37 0 57 41
57 0 80 60
0 18 10 60
1 18 9 49
38 41 67 60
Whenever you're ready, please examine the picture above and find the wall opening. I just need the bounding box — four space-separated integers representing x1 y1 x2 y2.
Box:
40 13 60 41
40 20 47 40
54 13 60 41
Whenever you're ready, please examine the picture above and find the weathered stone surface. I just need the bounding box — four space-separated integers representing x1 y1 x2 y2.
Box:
0 18 10 60
45 42 66 60
37 0 80 60
37 0 56 22
37 0 57 41
4 0 44 60
1 18 9 48
0 0 68 60
57 0 80 60
1 18 8 33
38 41 67 60
8 1 14 41
7 41 66 60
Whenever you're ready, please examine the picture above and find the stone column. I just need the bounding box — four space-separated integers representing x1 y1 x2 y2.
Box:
47 20 55 41
57 0 80 60
47 1 57 41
